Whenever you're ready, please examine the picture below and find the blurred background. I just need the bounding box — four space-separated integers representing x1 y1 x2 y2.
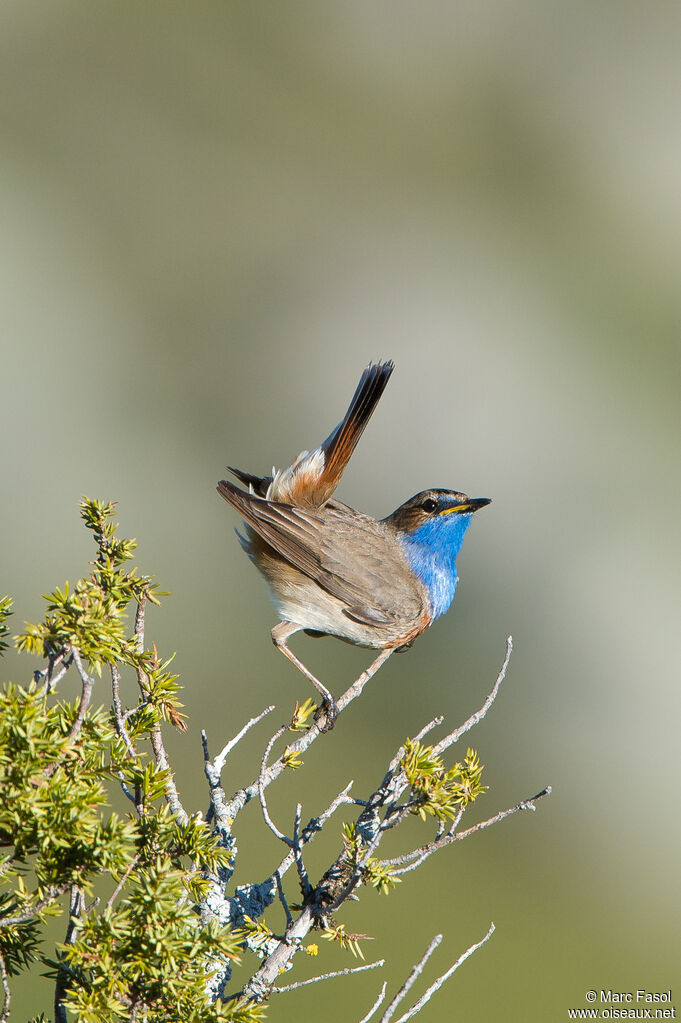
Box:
2 3 680 1020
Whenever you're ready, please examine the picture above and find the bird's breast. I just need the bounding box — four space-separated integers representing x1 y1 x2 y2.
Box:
396 535 459 619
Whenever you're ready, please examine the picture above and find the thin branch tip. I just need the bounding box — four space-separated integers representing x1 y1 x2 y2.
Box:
388 923 496 1023
523 785 552 810
273 957 385 994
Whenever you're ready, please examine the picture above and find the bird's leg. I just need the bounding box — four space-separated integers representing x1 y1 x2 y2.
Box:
271 621 339 731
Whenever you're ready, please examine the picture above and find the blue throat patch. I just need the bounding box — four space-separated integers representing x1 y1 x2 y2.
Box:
398 514 473 619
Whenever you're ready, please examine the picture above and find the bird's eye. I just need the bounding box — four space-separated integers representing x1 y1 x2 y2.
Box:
422 498 439 514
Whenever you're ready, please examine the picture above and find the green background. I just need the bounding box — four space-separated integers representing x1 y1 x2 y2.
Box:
2 4 680 1020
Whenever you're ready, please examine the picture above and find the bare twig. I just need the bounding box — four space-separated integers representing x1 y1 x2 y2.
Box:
213 705 275 775
274 870 292 927
69 648 95 740
64 886 83 946
336 648 394 713
391 923 495 1023
432 636 512 758
41 648 95 781
202 706 276 836
0 950 10 1023
34 651 71 694
110 663 137 758
412 715 444 744
201 734 232 835
148 722 188 824
380 935 442 1023
358 981 388 1023
447 806 465 835
258 726 292 845
273 782 354 884
273 958 385 994
385 786 552 874
451 786 551 841
390 811 460 876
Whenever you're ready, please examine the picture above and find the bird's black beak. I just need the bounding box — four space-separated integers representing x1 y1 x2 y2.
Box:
442 497 491 515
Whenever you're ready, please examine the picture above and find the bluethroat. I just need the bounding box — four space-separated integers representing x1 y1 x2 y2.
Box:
217 360 489 729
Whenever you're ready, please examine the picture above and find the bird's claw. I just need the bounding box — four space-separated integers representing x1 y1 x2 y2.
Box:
314 697 339 732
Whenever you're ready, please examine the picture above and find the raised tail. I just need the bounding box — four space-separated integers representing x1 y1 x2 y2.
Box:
268 360 394 507
321 360 394 492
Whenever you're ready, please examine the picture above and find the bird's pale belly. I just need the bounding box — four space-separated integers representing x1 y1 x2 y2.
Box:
262 560 430 650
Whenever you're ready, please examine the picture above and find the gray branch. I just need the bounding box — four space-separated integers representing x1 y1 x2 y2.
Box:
358 981 388 1023
273 957 385 994
385 786 552 875
34 650 71 694
205 635 549 1013
389 923 496 1023
0 950 9 1023
258 725 293 846
213 704 275 775
380 934 442 1023
432 635 513 758
110 662 137 759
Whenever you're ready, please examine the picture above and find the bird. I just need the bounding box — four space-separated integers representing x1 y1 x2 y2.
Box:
217 360 489 730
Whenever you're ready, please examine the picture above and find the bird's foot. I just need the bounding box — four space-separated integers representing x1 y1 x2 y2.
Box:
314 696 339 732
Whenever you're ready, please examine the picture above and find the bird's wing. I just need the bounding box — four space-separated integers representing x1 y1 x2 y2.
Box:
317 502 425 625
217 482 422 626
217 480 326 581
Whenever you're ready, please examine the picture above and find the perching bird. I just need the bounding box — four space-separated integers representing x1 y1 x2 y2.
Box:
217 360 489 729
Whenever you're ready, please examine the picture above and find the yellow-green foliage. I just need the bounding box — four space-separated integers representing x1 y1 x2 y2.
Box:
0 499 261 1022
341 822 401 896
321 922 372 960
401 740 487 821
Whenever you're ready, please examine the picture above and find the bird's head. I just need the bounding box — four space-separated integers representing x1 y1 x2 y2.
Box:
385 489 491 618
385 489 490 537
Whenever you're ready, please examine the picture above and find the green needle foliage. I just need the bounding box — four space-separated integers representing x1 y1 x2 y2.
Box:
16 502 148 672
340 823 400 896
401 740 487 821
50 859 247 1023
0 499 256 1022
